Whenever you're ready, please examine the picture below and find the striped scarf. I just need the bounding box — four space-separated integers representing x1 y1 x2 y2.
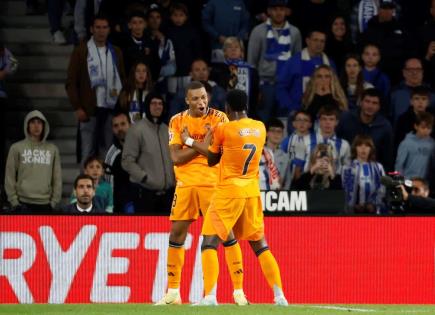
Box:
357 0 378 33
261 147 281 190
264 18 292 68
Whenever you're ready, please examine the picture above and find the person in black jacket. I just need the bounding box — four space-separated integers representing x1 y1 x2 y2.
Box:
401 177 435 213
64 175 106 214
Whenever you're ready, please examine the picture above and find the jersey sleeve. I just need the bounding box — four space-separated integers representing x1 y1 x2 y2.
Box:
209 123 224 154
168 115 182 146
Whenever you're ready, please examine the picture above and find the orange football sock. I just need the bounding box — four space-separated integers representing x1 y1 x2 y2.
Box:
223 240 244 290
257 249 283 290
202 248 219 296
167 245 185 289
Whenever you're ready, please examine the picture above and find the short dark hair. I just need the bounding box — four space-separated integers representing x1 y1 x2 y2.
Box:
361 88 382 101
92 14 110 26
112 111 131 124
74 174 95 189
415 112 434 128
226 89 248 112
292 109 312 122
318 105 340 119
170 3 188 16
306 29 326 39
411 85 431 98
185 80 204 94
411 177 429 190
128 10 146 22
83 155 103 169
266 117 284 131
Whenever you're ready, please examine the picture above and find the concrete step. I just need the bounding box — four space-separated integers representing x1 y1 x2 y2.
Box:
60 154 78 165
53 139 76 155
16 56 69 71
11 71 67 83
52 126 77 138
8 83 67 98
0 15 74 28
5 110 77 131
7 43 73 56
7 98 71 111
63 165 80 184
0 1 26 16
0 28 52 44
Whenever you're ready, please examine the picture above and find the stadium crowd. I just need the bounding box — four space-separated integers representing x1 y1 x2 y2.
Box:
2 0 435 215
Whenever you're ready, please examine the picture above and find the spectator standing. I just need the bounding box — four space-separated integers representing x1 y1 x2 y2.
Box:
122 92 175 214
74 0 103 42
118 61 153 124
390 58 435 124
66 15 126 163
340 54 373 110
395 112 435 181
336 88 394 171
276 30 335 116
342 134 386 214
104 112 133 213
247 0 302 122
361 43 390 101
350 0 379 43
64 174 106 214
4 110 62 213
202 0 250 63
47 0 67 45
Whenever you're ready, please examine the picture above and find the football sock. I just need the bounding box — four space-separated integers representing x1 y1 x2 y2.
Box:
223 239 244 290
256 247 283 291
167 241 185 289
202 247 219 296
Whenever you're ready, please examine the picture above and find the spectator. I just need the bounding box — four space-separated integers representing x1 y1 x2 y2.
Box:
0 44 17 181
418 0 435 88
64 174 105 214
340 53 373 110
350 0 379 43
147 5 176 96
342 134 386 214
336 88 394 171
281 110 315 185
118 10 161 80
293 143 342 190
390 58 435 123
247 0 302 122
71 156 113 213
4 110 62 213
361 43 390 101
262 118 290 189
308 106 351 174
47 0 67 45
202 0 250 63
169 59 226 116
259 146 281 190
210 37 259 117
302 65 348 123
74 0 103 42
395 112 435 181
411 177 430 198
167 3 202 96
276 30 335 116
118 61 153 124
325 15 355 74
122 92 175 214
359 0 407 84
66 15 126 163
394 86 432 152
104 112 133 213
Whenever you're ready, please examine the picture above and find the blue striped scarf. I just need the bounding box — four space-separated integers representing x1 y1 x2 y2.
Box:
264 18 292 68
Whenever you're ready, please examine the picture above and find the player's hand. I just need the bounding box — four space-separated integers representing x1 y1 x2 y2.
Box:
181 127 190 144
75 108 88 122
204 127 214 145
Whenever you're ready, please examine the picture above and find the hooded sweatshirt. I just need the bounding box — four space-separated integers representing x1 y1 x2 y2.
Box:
4 110 62 207
395 132 435 179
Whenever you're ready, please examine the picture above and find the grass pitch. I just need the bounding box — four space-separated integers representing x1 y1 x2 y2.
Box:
2 304 435 315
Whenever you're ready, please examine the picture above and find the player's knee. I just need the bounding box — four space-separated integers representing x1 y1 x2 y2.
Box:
201 236 220 251
169 240 184 249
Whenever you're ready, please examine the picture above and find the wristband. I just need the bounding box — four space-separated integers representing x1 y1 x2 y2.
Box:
185 137 194 147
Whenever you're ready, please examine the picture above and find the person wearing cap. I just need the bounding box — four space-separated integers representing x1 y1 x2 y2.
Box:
4 110 62 213
248 0 302 122
359 0 408 85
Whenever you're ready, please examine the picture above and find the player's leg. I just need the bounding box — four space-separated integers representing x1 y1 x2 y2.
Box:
155 220 191 305
199 234 221 305
249 237 288 306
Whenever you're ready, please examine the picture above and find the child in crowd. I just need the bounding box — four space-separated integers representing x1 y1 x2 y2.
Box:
394 86 432 151
71 156 113 213
395 112 435 181
361 43 390 100
281 110 315 186
118 61 153 123
342 135 385 214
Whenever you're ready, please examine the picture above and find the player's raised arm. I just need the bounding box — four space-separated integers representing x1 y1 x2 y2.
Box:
169 144 198 165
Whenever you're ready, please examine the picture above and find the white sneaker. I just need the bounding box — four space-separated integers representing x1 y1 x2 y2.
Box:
194 295 218 306
52 30 66 45
154 290 182 305
274 295 288 306
233 290 249 305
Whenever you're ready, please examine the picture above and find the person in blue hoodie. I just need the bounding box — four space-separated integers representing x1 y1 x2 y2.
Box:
395 112 435 181
336 88 393 171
